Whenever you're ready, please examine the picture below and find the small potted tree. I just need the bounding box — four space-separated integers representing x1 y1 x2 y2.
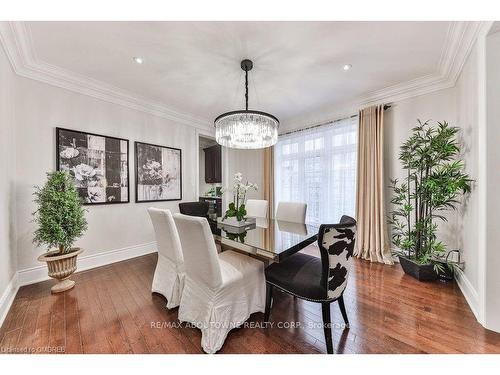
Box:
389 120 472 281
33 171 88 293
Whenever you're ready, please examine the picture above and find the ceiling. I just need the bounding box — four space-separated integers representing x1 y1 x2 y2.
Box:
4 22 480 129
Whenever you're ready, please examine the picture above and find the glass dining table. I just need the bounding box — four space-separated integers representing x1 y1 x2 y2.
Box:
210 217 320 262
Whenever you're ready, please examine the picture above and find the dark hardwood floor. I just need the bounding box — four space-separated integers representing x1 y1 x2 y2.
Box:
1 249 500 354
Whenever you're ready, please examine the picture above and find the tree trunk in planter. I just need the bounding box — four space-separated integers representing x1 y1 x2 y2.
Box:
38 248 83 293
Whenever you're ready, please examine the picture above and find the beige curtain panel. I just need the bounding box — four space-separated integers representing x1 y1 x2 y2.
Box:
263 146 275 250
263 146 274 219
355 105 393 264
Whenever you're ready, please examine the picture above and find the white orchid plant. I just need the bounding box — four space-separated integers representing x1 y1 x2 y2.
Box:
222 172 258 222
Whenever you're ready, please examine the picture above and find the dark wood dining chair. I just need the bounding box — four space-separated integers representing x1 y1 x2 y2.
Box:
178 201 209 218
264 215 356 354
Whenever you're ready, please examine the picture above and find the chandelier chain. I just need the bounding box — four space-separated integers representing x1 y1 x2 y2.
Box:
245 69 249 110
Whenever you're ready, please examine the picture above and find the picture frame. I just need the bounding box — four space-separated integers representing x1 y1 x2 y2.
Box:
56 127 130 205
134 141 182 203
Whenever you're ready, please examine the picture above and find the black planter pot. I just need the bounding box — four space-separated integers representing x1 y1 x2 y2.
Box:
398 256 439 282
435 260 454 280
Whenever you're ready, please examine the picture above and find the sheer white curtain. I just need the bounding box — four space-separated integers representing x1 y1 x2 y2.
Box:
274 116 358 225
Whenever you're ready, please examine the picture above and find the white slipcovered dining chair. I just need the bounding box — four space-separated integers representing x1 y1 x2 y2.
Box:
245 199 269 218
148 208 185 309
275 201 307 223
173 213 266 354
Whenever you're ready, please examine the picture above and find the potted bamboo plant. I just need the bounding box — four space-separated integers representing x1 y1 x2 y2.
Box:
389 120 472 281
33 171 88 293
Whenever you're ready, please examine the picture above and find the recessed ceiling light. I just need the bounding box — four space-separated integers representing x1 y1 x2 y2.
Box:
133 57 144 64
343 64 352 71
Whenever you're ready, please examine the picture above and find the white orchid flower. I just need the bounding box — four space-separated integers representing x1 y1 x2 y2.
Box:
222 172 259 218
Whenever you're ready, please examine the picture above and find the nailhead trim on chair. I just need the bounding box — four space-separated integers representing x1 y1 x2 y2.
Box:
265 281 338 303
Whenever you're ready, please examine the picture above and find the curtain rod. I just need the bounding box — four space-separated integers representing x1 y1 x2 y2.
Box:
279 114 357 137
279 104 392 137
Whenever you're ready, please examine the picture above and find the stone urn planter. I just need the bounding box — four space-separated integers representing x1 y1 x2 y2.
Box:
38 248 83 293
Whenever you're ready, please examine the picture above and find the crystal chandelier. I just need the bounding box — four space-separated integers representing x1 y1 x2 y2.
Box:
215 59 279 149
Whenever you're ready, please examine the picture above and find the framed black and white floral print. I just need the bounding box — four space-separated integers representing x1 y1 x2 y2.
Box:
56 127 130 205
135 141 182 203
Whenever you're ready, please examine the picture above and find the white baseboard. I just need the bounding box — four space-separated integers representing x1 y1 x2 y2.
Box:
0 273 19 328
455 268 480 320
17 241 157 287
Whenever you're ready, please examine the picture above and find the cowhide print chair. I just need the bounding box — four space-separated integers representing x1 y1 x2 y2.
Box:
264 215 356 354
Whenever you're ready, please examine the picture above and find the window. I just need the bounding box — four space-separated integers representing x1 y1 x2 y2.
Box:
274 116 357 224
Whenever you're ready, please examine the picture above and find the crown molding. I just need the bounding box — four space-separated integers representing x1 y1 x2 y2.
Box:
282 21 486 132
359 21 483 106
0 21 212 131
1 21 485 134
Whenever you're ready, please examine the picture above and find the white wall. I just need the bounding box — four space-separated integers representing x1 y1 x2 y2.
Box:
455 43 480 300
384 87 459 246
223 148 264 212
0 43 17 310
485 29 500 331
13 74 199 273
